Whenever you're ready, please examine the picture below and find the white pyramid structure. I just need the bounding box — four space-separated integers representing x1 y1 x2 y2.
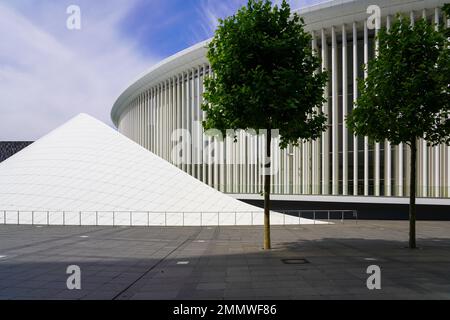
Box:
0 114 323 226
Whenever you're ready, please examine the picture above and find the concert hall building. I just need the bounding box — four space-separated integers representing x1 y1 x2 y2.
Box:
111 0 450 201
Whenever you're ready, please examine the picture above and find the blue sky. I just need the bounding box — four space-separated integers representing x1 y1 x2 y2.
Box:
0 0 324 140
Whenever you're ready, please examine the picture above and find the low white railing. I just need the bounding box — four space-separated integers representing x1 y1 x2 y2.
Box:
0 210 357 227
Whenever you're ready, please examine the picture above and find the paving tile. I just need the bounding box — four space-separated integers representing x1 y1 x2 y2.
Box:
0 222 449 300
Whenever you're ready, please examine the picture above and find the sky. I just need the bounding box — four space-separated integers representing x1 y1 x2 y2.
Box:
0 0 325 140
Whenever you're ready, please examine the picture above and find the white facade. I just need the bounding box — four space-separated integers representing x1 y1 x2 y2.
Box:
0 114 320 226
112 0 450 199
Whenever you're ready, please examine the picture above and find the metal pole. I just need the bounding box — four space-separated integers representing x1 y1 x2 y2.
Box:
313 211 316 225
3 210 6 225
147 212 150 227
183 212 185 227
32 211 34 225
217 212 219 227
283 211 286 226
130 211 132 227
235 212 237 226
48 211 50 226
298 211 301 225
200 212 203 227
96 211 98 226
63 211 65 226
113 211 115 227
342 211 344 224
328 211 330 222
251 212 254 226
17 211 20 225
79 211 81 226
165 212 167 227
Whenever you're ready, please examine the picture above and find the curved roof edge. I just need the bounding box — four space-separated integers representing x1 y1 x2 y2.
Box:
111 0 443 127
111 39 210 126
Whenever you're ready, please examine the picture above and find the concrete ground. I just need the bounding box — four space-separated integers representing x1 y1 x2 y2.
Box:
0 220 449 300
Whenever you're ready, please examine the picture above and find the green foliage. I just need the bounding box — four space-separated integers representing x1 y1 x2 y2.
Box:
442 4 450 37
201 0 327 149
347 15 450 147
443 3 450 17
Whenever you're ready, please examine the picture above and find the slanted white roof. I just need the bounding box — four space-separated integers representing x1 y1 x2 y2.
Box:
0 114 320 226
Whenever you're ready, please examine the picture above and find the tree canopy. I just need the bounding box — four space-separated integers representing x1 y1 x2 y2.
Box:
202 0 327 148
347 16 450 146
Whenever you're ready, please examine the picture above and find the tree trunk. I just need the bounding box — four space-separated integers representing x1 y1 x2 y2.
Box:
264 129 271 250
409 140 417 249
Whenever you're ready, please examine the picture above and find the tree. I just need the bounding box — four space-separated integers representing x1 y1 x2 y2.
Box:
202 0 327 249
347 15 450 249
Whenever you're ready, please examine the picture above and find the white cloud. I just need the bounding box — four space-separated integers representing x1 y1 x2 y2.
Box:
193 0 326 43
0 1 158 140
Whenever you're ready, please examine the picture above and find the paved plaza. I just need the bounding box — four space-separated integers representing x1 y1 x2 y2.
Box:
0 220 449 300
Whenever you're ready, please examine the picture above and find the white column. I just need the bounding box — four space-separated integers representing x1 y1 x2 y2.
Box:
133 100 135 142
448 143 450 198
422 125 428 195
207 67 214 187
142 94 144 147
188 71 193 175
293 146 298 194
144 93 146 148
331 26 339 195
187 73 192 174
321 28 329 195
307 137 311 194
302 143 307 194
151 89 154 151
162 85 165 157
353 22 359 196
167 80 171 161
135 97 138 143
159 83 163 158
398 144 404 197
249 133 254 193
435 146 441 197
155 84 159 156
182 74 187 171
342 24 348 196
311 31 320 195
139 95 142 146
141 94 144 147
363 21 369 196
142 92 145 149
143 91 147 150
150 88 153 152
200 67 207 183
176 76 180 167
155 86 158 154
196 67 203 183
137 95 140 145
173 77 177 165
130 100 133 141
228 133 234 193
154 86 157 153
148 90 151 150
